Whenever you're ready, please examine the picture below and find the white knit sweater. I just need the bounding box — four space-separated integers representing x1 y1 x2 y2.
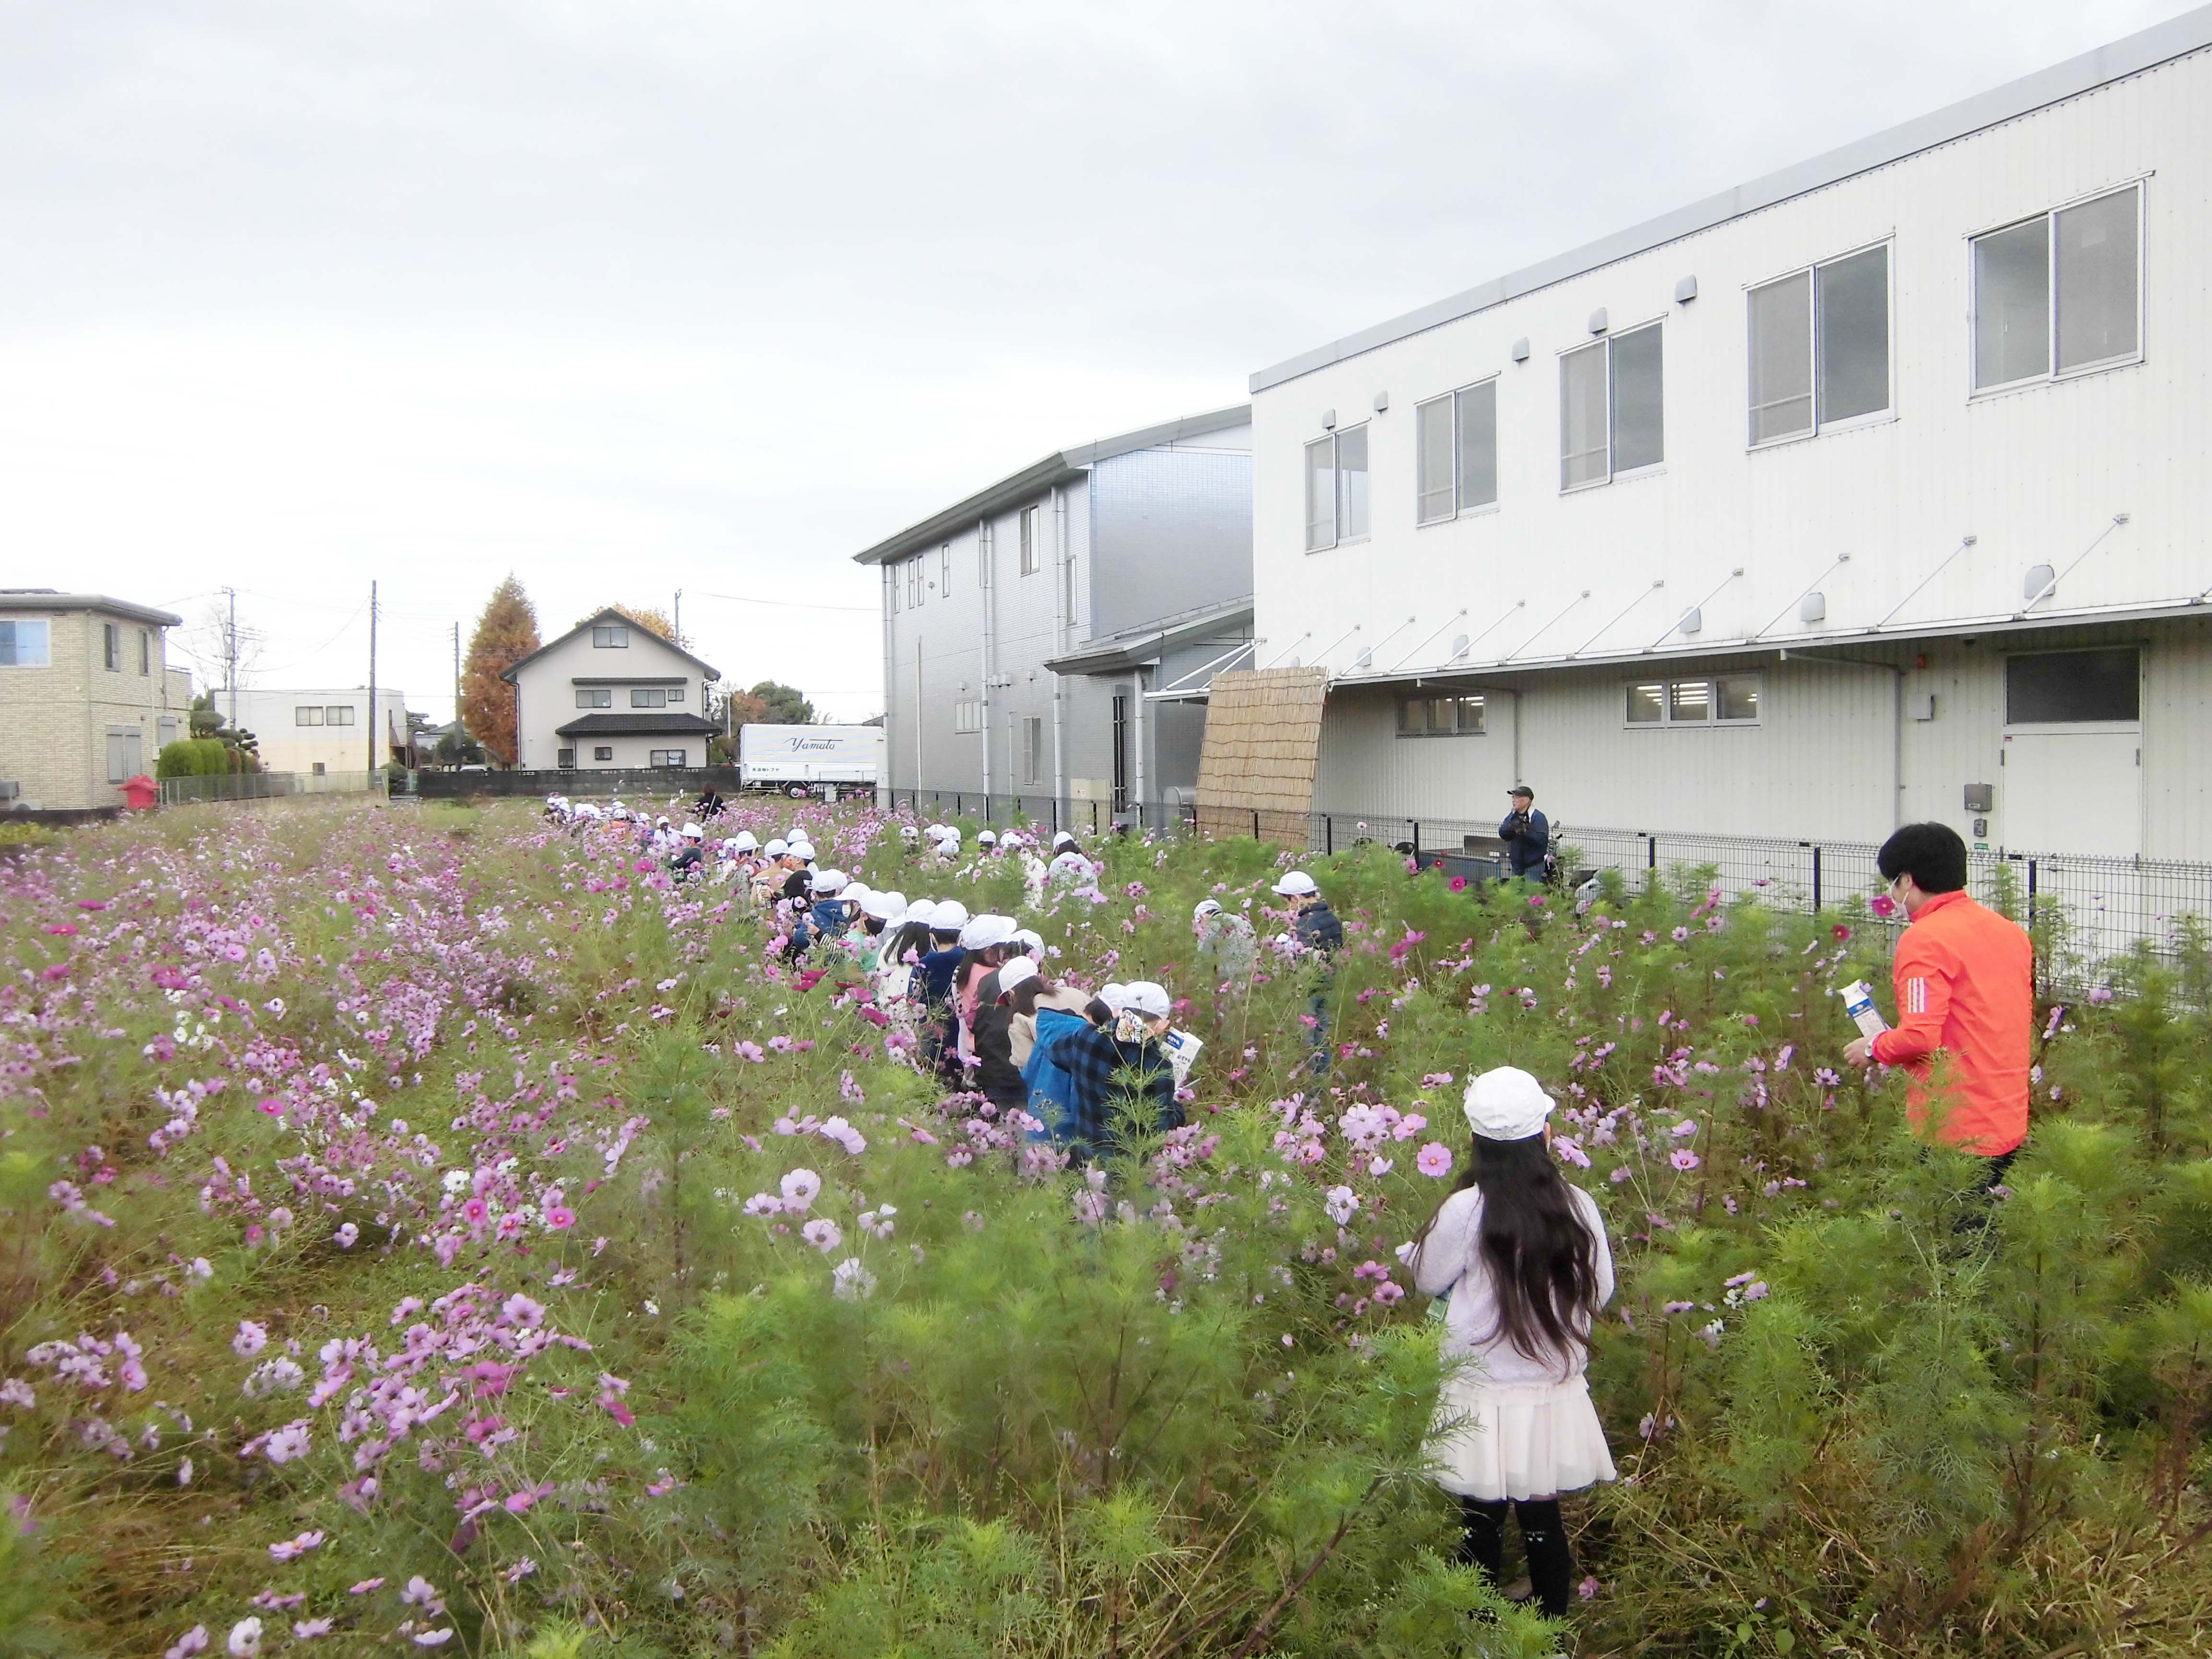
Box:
1406 1185 1615 1386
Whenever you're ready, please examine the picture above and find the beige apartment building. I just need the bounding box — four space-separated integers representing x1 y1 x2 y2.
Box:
0 590 188 817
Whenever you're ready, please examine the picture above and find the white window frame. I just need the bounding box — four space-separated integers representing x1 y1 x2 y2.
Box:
648 748 688 768
1559 319 1665 493
1020 505 1042 576
556 747 576 769
953 699 983 734
325 705 355 726
907 557 923 608
1623 673 1763 728
591 625 629 649
1415 377 1502 527
575 688 612 709
295 706 325 726
1746 238 1896 450
1303 422 1370 553
939 544 952 598
0 618 51 667
1969 180 2146 398
592 745 614 762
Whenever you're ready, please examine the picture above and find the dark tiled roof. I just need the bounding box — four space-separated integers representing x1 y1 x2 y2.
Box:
553 711 720 739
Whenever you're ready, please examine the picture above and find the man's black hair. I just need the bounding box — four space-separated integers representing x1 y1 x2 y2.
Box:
1876 822 1968 894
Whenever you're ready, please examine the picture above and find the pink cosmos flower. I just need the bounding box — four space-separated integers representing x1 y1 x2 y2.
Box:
349 1579 385 1595
543 1205 576 1230
1415 1143 1453 1178
1670 1150 1700 1171
268 1529 325 1562
231 1321 268 1357
779 1169 821 1212
164 1627 209 1659
801 1218 843 1253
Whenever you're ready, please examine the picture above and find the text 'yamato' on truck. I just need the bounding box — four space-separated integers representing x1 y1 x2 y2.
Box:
736 724 885 799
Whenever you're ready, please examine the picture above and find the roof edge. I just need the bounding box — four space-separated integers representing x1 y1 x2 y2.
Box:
0 592 185 627
852 402 1252 566
1250 5 2212 394
501 607 723 684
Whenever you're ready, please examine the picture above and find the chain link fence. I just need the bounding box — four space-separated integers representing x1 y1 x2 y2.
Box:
157 770 384 806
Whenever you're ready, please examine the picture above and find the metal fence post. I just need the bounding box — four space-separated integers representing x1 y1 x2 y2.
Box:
1811 844 1823 914
1647 835 1658 871
1412 822 1421 861
1325 815 1333 855
1251 808 1260 840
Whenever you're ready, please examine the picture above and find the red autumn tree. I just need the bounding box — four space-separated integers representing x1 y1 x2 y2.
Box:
460 577 541 768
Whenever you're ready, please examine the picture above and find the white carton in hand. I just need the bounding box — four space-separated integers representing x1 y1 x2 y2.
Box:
1161 1028 1203 1086
1840 979 1889 1039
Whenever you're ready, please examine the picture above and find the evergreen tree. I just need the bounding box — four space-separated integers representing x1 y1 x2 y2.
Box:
731 680 815 726
461 576 541 767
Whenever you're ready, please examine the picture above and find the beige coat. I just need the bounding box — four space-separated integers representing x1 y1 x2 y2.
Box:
1010 986 1094 1068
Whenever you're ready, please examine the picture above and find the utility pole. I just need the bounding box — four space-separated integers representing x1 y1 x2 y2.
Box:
673 589 682 649
223 585 239 728
367 581 379 778
452 622 462 727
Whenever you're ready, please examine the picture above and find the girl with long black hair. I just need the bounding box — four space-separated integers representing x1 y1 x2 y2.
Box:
1407 1066 1615 1618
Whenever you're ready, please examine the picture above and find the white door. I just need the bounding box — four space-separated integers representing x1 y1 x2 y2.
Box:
2000 726 2140 856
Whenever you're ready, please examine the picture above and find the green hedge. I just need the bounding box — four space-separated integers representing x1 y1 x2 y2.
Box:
155 738 233 779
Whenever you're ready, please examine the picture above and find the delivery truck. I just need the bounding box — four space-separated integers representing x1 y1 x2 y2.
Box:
737 724 886 799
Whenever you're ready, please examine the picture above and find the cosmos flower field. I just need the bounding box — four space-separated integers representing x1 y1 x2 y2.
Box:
4 796 2211 1658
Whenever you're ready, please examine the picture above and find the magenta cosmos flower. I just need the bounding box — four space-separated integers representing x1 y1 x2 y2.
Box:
1415 1142 1453 1178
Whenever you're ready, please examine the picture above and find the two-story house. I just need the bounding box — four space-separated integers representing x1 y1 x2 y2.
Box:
503 610 722 772
1237 6 2212 864
0 589 188 817
854 406 1253 830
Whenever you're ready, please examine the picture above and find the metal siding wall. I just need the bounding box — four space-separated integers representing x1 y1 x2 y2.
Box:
1256 47 2212 854
1089 435 1254 637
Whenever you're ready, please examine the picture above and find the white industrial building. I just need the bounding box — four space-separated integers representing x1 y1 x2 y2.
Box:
1240 7 2212 864
856 407 1253 830
228 687 411 775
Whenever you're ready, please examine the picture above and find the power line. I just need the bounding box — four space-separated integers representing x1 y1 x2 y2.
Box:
689 589 875 614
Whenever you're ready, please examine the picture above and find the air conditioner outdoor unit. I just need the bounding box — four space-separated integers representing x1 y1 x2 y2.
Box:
0 781 20 802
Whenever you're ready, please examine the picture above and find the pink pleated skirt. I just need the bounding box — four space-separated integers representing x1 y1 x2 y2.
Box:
1428 1371 1617 1501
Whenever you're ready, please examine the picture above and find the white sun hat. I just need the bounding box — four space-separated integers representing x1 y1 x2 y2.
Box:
1052 830 1078 850
1193 899 1222 921
1462 1067 1556 1142
1010 927 1044 955
681 823 703 839
1272 871 1319 897
1119 980 1171 1019
813 869 848 895
903 898 938 926
930 900 970 931
787 841 817 863
732 831 759 852
762 838 788 859
977 829 998 845
957 913 1015 950
995 956 1040 997
1098 982 1130 1011
860 888 906 921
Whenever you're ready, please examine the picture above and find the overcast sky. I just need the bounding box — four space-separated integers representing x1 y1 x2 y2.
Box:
0 0 2187 724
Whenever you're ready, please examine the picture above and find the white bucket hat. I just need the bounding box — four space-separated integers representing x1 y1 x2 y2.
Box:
763 838 788 859
732 831 759 852
930 900 970 931
1462 1067 1555 1142
995 956 1040 997
1193 899 1222 921
903 898 938 926
1272 871 1319 897
1119 981 1171 1019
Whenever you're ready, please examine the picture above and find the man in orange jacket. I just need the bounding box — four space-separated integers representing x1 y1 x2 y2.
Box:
1844 822 2034 1186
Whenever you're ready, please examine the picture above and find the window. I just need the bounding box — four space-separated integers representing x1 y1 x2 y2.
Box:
591 625 629 648
1972 184 2140 390
557 747 577 769
1020 504 1043 576
139 630 151 675
1561 322 1663 490
1022 715 1043 783
593 745 613 762
907 558 923 608
1626 674 1759 725
1748 244 1890 444
105 727 143 783
940 544 952 598
1064 551 1078 626
665 685 684 703
103 623 121 671
648 748 688 768
326 705 354 726
1397 694 1486 736
575 688 613 709
311 761 326 776
295 706 324 725
158 717 179 746
953 700 983 734
0 619 50 666
630 688 669 709
1303 423 1370 552
1416 380 1499 525
2006 649 2138 723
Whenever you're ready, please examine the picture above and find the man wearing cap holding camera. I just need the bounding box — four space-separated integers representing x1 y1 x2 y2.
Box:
1499 787 1551 880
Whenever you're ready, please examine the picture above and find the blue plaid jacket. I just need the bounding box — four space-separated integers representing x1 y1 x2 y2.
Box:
1055 1025 1181 1161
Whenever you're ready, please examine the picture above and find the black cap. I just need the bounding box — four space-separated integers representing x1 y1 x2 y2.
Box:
1508 785 1534 799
